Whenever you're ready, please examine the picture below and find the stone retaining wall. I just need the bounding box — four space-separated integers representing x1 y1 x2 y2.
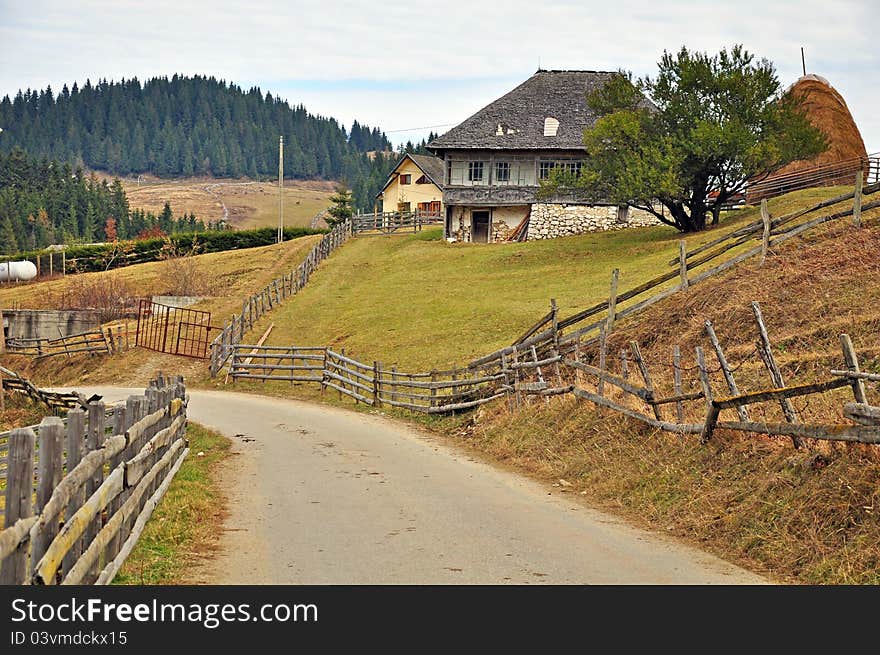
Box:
528 203 662 240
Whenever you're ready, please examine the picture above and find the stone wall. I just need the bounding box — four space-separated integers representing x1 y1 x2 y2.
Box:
528 203 662 240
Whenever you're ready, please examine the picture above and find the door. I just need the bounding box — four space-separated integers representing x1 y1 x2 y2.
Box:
471 211 490 243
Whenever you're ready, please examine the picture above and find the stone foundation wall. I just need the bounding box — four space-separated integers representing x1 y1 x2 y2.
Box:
528 203 662 240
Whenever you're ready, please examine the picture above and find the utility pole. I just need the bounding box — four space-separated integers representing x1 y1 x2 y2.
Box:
277 136 284 244
801 47 806 76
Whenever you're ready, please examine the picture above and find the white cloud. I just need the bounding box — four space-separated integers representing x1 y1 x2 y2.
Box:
0 0 877 150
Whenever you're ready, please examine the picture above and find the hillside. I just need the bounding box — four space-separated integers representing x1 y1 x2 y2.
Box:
0 75 397 210
119 176 336 229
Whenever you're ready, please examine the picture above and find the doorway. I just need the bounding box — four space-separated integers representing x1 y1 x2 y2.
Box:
471 211 491 243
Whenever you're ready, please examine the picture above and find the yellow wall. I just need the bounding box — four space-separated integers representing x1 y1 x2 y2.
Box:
379 159 443 213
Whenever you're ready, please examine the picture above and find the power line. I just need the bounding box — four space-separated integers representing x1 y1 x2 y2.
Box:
383 122 457 134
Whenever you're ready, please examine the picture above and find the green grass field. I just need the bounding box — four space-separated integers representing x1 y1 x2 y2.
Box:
246 187 853 372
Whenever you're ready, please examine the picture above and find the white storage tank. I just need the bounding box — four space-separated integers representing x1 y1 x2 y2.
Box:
0 260 38 282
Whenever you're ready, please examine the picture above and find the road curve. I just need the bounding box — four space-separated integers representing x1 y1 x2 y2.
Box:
82 387 766 584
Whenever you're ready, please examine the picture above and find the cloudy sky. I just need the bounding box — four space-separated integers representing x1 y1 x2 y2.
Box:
1 0 877 152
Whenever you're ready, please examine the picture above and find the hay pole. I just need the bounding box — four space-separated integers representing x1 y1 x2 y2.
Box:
629 340 661 421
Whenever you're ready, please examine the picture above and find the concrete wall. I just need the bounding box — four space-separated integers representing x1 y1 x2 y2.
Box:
379 159 443 213
528 203 662 240
2 309 102 340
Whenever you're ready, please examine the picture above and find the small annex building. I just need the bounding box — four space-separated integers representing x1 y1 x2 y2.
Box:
376 153 445 216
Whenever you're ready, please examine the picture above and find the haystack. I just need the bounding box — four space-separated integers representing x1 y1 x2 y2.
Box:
775 74 868 180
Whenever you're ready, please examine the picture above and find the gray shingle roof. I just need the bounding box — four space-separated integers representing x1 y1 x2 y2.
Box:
408 154 445 189
429 70 626 151
377 153 446 197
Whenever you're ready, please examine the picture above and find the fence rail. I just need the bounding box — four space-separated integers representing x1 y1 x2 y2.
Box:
209 221 351 375
744 153 880 204
0 375 188 585
350 210 444 236
3 327 117 359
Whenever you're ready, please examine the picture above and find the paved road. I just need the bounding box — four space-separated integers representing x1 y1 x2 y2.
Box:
84 388 765 584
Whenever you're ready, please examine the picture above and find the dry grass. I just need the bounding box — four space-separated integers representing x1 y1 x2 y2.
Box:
118 175 336 229
113 422 231 584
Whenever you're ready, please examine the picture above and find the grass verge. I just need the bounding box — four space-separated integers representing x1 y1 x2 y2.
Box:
113 422 231 585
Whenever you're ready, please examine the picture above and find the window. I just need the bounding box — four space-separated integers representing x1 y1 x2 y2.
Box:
495 161 510 182
539 159 583 180
468 161 484 182
544 117 560 137
417 201 441 214
415 174 431 184
399 174 412 185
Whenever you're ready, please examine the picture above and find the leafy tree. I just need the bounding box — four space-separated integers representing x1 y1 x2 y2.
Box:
543 46 826 232
326 186 353 226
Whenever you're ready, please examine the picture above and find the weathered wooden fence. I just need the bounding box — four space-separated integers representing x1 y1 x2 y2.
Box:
1 365 87 414
351 209 444 236
209 221 351 375
0 375 188 585
226 301 879 446
3 326 122 359
471 175 880 369
745 152 879 204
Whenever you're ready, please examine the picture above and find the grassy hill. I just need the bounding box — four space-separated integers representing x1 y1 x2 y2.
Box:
118 175 336 229
242 187 853 371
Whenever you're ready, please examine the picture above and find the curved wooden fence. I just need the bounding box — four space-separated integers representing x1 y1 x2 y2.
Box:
0 375 188 585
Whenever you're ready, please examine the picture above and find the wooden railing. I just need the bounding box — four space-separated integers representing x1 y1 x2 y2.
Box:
3 324 131 359
351 210 444 236
0 375 188 585
209 221 351 375
745 153 879 204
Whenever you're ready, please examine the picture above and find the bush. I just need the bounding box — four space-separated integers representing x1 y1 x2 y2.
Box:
8 227 327 274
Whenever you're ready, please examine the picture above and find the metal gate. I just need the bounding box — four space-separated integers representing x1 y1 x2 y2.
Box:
135 300 214 359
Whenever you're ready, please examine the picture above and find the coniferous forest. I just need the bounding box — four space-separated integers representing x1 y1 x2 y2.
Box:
0 75 401 209
0 148 211 254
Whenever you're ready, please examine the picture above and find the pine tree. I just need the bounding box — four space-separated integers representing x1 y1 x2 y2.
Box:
326 186 353 226
0 214 19 254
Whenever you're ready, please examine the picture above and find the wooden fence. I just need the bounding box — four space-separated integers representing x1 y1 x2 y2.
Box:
744 152 879 204
0 375 188 585
1 366 87 414
3 324 131 359
209 221 351 375
351 209 444 236
470 174 880 370
226 300 879 446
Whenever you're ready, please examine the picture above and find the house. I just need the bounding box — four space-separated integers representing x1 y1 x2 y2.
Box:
428 70 662 243
376 153 445 216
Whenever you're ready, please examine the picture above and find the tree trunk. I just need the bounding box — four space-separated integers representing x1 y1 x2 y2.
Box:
711 204 721 225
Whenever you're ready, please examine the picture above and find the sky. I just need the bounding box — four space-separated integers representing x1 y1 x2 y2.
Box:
0 0 877 152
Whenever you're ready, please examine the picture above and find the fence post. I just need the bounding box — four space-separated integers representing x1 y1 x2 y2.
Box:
31 417 64 580
672 345 684 424
606 268 620 333
705 320 749 422
760 199 771 265
0 428 35 585
751 301 801 449
853 169 863 227
597 324 607 396
373 361 381 408
85 400 106 579
430 370 438 409
840 333 868 404
62 408 86 576
550 298 559 350
629 340 662 420
695 346 719 443
678 240 689 289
